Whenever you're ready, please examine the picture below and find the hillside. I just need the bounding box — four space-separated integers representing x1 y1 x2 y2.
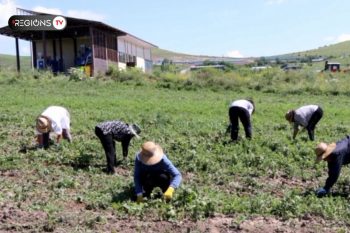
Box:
294 40 350 57
151 48 254 65
268 41 350 67
152 41 350 67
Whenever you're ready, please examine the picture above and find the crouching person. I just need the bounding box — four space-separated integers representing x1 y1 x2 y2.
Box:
134 141 182 202
314 135 350 197
95 120 141 174
36 106 72 149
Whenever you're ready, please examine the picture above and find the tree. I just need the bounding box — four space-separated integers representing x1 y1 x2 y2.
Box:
256 57 268 66
161 59 176 72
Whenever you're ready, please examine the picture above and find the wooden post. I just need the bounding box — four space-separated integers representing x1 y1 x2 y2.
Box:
73 37 77 64
42 31 47 68
52 39 57 60
15 38 20 72
116 37 119 63
105 32 108 67
59 37 63 60
32 41 37 69
59 37 63 72
89 26 95 76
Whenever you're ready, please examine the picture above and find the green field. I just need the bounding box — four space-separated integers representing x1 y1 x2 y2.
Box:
1 69 350 232
0 54 31 71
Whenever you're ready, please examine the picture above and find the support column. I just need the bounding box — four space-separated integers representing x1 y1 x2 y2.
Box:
52 39 56 60
59 37 63 72
42 31 47 68
15 38 20 72
73 37 77 64
89 27 95 76
32 41 37 69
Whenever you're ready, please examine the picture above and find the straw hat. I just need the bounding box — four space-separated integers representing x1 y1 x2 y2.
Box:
129 124 141 139
36 116 51 133
139 141 164 165
315 142 336 162
285 110 294 122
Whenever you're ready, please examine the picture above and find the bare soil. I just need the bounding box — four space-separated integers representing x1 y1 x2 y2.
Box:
0 201 346 233
1 169 347 232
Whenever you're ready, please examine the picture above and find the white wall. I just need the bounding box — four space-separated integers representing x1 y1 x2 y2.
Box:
136 57 145 72
118 62 126 70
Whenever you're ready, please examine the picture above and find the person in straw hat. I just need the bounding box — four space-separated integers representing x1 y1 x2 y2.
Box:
95 120 141 174
314 135 350 197
36 106 72 149
285 105 323 141
228 99 255 141
134 141 182 202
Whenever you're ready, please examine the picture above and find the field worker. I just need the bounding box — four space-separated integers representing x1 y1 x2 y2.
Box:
285 105 323 141
314 135 350 197
95 120 141 174
228 99 255 141
36 106 72 149
134 141 182 203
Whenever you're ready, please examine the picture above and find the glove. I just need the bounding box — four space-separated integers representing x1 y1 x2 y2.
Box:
163 187 175 201
136 194 143 203
316 187 328 197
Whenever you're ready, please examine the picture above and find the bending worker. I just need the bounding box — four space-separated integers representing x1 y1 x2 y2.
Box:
36 106 72 149
285 104 323 141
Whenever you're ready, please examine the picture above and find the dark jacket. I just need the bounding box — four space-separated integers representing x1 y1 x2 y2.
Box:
324 135 350 191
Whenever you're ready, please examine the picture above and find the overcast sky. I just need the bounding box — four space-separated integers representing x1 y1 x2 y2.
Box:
0 0 350 57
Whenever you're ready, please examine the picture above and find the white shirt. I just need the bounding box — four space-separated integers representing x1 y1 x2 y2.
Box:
41 106 70 135
230 100 254 116
294 105 318 127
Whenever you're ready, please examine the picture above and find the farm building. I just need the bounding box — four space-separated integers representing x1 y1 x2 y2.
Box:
324 61 340 72
0 8 157 76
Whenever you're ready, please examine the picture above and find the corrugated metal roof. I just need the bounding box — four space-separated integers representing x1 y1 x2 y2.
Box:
0 8 157 48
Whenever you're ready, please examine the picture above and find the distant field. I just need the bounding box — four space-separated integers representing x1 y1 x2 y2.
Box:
0 54 31 71
1 69 350 232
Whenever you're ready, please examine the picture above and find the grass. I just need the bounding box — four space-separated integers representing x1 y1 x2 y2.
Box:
0 53 31 71
296 41 350 59
1 69 350 231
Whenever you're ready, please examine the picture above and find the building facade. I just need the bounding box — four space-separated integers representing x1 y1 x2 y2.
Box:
0 8 157 75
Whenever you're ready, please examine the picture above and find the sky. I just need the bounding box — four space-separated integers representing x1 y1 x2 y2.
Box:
0 0 350 58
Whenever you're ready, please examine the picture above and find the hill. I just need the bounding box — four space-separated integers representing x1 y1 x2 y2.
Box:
267 41 350 67
151 48 254 65
152 41 350 67
294 40 350 58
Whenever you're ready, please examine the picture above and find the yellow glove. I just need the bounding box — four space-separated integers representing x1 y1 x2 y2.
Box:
163 187 175 201
136 194 143 203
